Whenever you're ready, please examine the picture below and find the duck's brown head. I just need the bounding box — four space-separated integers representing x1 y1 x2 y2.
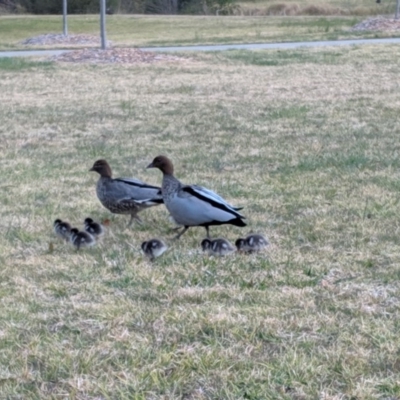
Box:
89 159 112 178
147 155 174 175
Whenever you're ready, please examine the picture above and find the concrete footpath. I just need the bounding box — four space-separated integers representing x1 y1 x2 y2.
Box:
1 37 400 58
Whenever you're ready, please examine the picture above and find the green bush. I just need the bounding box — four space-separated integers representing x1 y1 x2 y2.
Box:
10 0 119 13
176 0 238 14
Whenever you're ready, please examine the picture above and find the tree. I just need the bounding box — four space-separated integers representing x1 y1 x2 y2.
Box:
100 0 106 49
63 0 68 36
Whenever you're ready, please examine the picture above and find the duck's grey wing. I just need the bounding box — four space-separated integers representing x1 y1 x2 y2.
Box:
167 185 245 227
191 185 243 211
181 185 245 218
111 177 163 204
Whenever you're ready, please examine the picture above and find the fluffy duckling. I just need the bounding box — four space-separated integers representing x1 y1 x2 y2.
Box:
90 159 164 226
84 217 104 238
201 238 235 256
147 155 246 239
53 219 72 241
70 228 96 250
235 234 269 253
141 238 168 261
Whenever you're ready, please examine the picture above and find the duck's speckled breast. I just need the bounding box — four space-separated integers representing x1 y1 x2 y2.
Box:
161 174 181 204
96 177 107 202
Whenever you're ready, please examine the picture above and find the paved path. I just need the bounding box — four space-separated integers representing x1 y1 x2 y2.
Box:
1 37 400 58
0 49 70 58
140 37 400 52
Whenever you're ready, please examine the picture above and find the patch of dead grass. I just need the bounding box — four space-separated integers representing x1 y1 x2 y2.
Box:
238 0 391 17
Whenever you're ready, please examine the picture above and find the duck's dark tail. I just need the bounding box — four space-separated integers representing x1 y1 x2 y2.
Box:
230 217 247 227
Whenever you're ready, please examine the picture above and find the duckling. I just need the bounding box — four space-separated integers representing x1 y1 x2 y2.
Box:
147 155 246 239
141 238 168 261
235 234 269 253
53 219 72 241
84 217 104 238
70 228 96 250
201 238 235 256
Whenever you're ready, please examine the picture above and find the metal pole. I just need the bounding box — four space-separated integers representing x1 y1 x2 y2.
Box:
396 0 400 19
63 0 68 36
100 0 107 49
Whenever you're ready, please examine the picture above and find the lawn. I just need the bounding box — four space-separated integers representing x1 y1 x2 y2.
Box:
1 42 400 398
0 12 400 50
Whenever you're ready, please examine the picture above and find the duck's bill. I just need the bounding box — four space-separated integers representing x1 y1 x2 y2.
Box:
146 162 155 169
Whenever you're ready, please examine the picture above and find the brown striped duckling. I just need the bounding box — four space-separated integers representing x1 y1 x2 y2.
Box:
84 217 104 238
70 228 96 250
147 155 246 239
235 234 269 253
141 238 168 261
90 159 164 226
53 219 72 241
201 238 235 256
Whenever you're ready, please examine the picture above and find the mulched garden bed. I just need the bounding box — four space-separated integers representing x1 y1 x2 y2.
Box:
350 16 400 31
52 47 185 64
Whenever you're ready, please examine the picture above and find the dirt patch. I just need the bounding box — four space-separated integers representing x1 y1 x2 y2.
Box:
52 47 185 64
21 33 110 47
351 16 400 31
22 33 187 64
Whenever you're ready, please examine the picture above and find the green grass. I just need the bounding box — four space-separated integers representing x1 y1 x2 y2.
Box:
216 48 349 65
0 13 399 50
0 57 53 70
2 44 400 398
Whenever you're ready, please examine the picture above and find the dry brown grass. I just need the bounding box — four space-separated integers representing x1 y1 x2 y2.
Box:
1 44 400 398
239 3 341 16
238 0 394 16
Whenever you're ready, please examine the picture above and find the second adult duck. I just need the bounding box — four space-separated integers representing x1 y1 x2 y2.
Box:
147 155 246 239
90 159 163 226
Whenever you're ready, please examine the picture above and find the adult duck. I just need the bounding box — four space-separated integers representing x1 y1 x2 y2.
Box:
90 159 163 226
147 155 246 239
